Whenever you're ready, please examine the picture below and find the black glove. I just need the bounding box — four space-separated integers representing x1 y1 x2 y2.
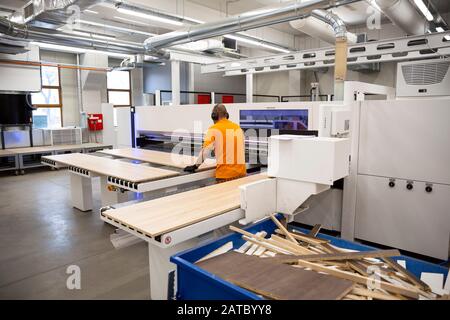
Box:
183 164 199 173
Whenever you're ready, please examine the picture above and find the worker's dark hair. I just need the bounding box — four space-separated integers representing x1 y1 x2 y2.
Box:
211 104 229 121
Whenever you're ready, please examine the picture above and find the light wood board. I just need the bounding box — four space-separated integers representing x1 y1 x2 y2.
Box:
43 153 178 182
99 148 216 171
103 173 267 237
6 143 112 154
0 149 17 156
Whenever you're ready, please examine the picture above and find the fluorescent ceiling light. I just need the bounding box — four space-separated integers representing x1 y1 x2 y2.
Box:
414 0 434 21
117 8 184 26
114 16 148 26
224 34 290 53
71 30 116 40
30 42 133 59
436 27 450 40
78 19 155 36
84 10 98 15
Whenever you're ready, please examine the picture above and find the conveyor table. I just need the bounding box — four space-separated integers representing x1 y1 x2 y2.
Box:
101 173 267 299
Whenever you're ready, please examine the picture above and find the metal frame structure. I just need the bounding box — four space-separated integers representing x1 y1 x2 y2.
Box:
100 206 243 249
201 31 450 76
41 153 216 210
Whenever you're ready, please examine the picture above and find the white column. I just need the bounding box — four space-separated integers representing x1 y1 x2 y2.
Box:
70 174 93 212
188 63 195 105
246 73 253 103
148 239 199 300
288 70 301 96
155 90 161 106
171 60 181 106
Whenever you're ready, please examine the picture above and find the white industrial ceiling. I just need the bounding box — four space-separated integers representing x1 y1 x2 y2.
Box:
1 0 449 55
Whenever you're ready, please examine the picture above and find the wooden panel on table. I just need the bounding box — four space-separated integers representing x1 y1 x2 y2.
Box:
43 153 178 182
197 251 354 300
9 143 111 154
99 148 216 171
103 174 267 236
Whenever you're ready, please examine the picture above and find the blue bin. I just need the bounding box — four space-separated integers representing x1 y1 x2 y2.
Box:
170 218 449 300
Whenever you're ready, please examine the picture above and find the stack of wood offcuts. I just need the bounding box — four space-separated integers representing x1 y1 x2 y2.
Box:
195 215 450 300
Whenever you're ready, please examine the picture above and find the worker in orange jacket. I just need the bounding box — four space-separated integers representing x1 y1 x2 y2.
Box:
184 104 246 181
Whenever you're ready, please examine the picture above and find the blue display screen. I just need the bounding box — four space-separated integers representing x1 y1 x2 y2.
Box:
239 109 308 131
33 115 48 129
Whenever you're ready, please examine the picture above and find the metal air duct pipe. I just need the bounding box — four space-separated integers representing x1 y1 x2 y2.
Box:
373 0 428 35
143 0 362 52
290 16 357 45
312 9 348 101
0 17 145 55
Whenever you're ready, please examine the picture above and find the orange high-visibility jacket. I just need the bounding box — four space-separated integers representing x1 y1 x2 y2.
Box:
203 118 246 180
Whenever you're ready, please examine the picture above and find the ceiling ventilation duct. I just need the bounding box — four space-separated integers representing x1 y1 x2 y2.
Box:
0 17 144 55
311 9 349 100
143 0 362 52
373 0 428 35
290 16 357 45
22 0 106 28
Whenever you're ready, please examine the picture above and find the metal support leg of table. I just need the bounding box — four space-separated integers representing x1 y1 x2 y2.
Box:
100 176 129 206
148 238 200 300
70 173 93 211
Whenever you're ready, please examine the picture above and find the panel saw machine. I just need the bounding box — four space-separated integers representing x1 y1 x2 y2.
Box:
100 104 352 299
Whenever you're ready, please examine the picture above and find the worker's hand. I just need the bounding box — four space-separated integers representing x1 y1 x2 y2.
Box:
183 164 199 173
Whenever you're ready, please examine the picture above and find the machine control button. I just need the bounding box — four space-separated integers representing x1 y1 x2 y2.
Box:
406 182 413 190
425 185 433 193
388 180 395 188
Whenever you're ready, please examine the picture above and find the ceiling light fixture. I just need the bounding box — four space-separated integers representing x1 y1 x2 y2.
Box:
224 34 290 53
117 8 184 26
114 16 149 26
71 30 116 40
414 0 434 21
436 27 450 41
30 42 133 58
78 19 155 36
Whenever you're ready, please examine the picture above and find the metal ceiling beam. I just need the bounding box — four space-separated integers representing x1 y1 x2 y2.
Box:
200 31 450 76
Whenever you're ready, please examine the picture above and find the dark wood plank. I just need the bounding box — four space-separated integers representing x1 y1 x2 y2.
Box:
197 251 354 300
309 224 322 237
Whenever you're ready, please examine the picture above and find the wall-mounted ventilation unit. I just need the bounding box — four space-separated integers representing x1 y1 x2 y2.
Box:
396 58 450 97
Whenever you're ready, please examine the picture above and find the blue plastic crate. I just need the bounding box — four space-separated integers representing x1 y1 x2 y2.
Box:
170 217 449 300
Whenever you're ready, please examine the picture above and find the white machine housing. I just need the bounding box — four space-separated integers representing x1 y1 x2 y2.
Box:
239 135 350 224
396 58 450 97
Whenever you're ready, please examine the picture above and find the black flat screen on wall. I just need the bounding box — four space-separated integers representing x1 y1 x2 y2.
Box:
0 94 33 125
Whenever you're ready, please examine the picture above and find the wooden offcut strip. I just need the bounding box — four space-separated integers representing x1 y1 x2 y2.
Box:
309 224 322 237
352 287 402 300
269 214 298 245
242 236 291 255
276 249 401 264
382 257 431 292
321 243 369 277
275 229 329 245
293 259 420 299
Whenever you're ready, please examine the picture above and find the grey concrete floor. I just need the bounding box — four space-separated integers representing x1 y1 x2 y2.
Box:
0 168 150 299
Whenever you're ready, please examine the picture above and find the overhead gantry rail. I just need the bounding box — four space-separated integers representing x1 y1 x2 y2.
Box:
201 31 450 76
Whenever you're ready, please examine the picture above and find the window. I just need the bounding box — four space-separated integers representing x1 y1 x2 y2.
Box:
107 70 131 106
31 66 62 128
107 70 132 127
